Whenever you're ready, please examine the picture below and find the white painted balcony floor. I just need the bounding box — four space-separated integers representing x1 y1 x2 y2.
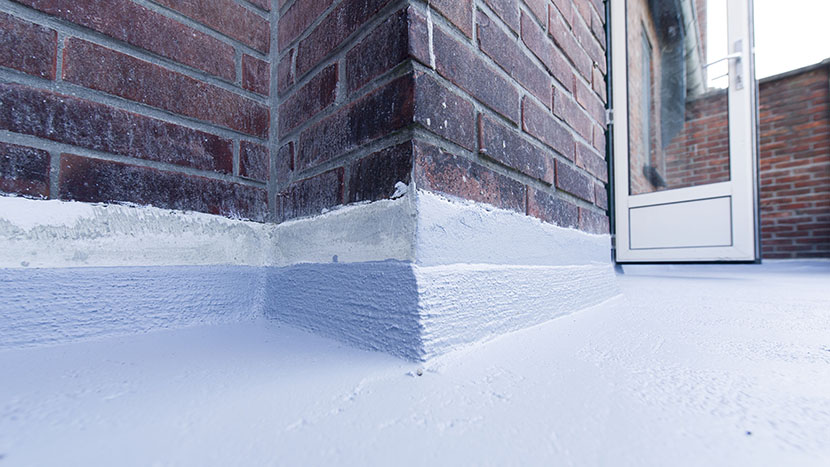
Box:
1 261 828 466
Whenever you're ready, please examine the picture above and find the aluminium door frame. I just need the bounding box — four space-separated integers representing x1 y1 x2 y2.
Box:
607 0 761 263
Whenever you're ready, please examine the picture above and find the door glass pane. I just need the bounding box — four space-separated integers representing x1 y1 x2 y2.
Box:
627 0 731 195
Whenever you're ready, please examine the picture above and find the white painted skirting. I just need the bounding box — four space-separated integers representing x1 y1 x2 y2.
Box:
0 266 264 349
0 189 619 358
416 263 618 359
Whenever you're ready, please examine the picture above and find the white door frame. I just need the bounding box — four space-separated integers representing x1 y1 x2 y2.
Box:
611 0 760 262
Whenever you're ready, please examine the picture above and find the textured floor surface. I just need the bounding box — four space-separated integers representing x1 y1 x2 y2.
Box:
1 261 828 466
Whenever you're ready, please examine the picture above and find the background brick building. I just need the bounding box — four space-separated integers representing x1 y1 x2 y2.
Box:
658 61 830 259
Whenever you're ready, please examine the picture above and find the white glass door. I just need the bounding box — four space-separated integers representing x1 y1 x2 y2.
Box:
612 0 759 262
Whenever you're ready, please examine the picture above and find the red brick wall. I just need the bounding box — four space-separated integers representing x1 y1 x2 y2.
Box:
643 62 830 258
274 0 426 222
275 0 610 234
662 90 730 190
759 63 830 259
0 1 271 221
1 0 610 236
422 0 611 234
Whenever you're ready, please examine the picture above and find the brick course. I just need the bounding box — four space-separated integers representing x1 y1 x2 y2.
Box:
0 0 270 220
414 141 527 213
151 0 270 53
0 83 234 174
62 39 269 138
13 0 237 81
59 153 267 221
276 167 344 222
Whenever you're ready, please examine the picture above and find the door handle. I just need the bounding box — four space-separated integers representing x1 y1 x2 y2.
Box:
704 52 742 69
704 40 744 90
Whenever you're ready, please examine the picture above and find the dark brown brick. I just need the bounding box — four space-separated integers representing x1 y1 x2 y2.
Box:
524 0 547 25
556 159 593 202
594 182 608 210
476 11 550 107
548 5 593 80
431 0 473 38
278 0 334 52
414 72 476 151
588 0 604 21
575 141 607 182
553 86 593 141
0 12 56 80
242 54 270 96
0 83 233 173
0 141 50 198
247 0 270 11
520 11 573 92
59 154 267 221
593 123 606 153
275 142 294 187
551 0 574 27
295 0 394 78
527 187 579 228
433 25 519 124
276 167 343 222
62 39 269 138
572 9 605 74
407 6 432 69
13 0 235 81
579 207 609 234
589 7 606 48
521 96 574 160
239 141 270 183
414 140 525 213
479 114 554 184
153 0 270 53
278 49 295 96
483 0 519 34
592 64 607 103
279 63 338 137
345 7 430 94
349 142 413 202
573 1 591 32
297 73 415 172
574 77 605 125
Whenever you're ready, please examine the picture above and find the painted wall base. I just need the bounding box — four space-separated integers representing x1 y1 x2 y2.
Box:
415 263 617 360
0 266 263 349
0 190 619 358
